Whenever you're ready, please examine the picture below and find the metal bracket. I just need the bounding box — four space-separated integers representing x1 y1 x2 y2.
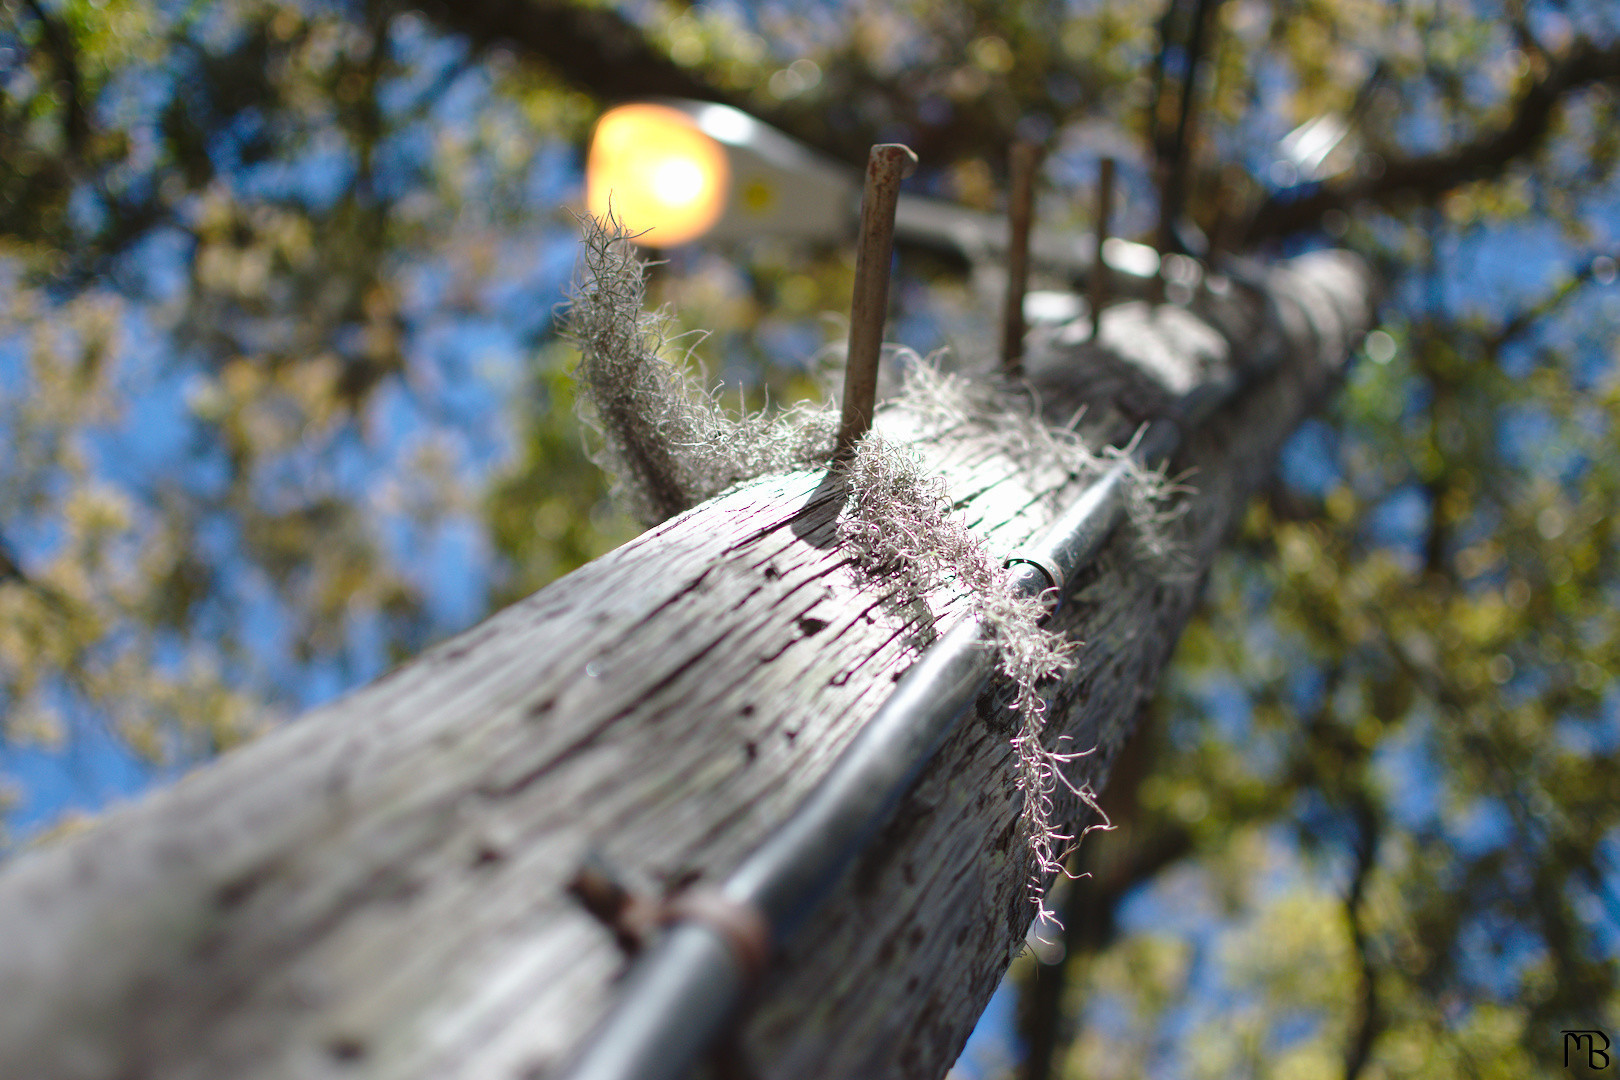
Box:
568 858 772 987
567 859 768 1080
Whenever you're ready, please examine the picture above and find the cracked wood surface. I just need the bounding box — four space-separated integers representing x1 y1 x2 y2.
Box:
0 252 1371 1080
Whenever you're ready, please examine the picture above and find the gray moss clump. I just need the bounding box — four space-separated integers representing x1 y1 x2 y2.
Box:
565 213 838 525
836 431 1101 902
564 214 1178 914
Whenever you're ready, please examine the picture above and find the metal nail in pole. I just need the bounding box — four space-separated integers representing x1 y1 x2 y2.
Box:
836 143 918 461
1150 161 1170 305
1001 140 1041 375
1088 157 1115 342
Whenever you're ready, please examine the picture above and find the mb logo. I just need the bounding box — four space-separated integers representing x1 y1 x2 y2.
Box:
1565 1030 1612 1069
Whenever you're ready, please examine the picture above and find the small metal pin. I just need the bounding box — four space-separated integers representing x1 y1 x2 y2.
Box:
1088 157 1115 341
1150 161 1170 305
1000 140 1042 375
836 143 918 461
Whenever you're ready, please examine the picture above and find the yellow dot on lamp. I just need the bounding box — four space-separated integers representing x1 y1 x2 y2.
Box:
586 103 732 247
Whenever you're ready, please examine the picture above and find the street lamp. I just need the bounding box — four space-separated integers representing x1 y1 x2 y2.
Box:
585 103 734 247
586 100 856 247
584 98 1163 289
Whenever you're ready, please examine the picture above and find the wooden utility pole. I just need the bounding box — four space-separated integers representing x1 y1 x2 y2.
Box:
0 253 1370 1080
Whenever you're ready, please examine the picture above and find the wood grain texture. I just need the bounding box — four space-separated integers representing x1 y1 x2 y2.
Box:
0 252 1371 1080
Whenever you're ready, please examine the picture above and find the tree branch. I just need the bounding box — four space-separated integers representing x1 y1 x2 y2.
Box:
1247 38 1620 244
1489 251 1620 350
404 0 741 109
1342 797 1381 1080
403 0 1092 171
0 535 24 586
1157 0 1221 256
20 0 89 156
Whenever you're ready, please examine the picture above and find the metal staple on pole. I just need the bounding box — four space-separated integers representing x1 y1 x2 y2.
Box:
836 143 918 461
1000 140 1041 375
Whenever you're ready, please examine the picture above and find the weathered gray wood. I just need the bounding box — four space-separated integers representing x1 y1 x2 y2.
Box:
0 252 1370 1080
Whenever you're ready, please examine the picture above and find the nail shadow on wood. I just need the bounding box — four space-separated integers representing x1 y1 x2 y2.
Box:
791 466 851 549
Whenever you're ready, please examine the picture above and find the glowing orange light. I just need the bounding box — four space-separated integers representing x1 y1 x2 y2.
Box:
586 104 731 246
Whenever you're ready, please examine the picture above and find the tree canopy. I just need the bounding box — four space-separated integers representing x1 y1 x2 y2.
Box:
2 1 1618 1077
